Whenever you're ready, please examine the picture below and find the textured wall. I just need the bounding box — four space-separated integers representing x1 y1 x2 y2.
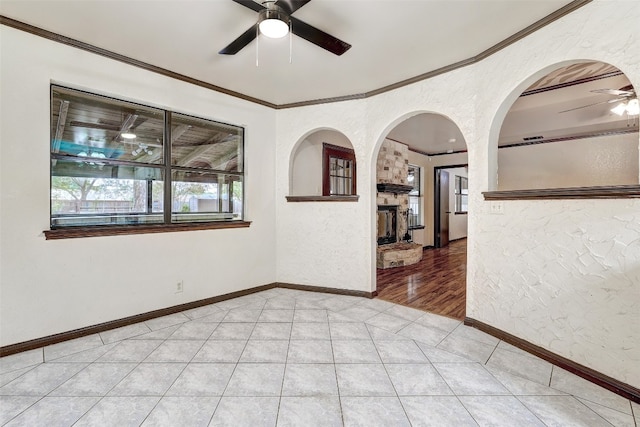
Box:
469 0 640 386
498 133 639 190
276 0 640 386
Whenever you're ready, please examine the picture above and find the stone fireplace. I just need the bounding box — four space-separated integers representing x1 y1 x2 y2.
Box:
377 205 397 245
376 139 422 269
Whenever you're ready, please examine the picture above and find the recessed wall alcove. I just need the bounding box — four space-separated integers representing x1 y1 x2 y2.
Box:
288 128 358 201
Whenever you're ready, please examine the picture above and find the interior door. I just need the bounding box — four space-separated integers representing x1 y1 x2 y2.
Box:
435 169 450 248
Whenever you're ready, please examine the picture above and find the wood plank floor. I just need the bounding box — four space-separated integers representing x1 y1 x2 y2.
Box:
375 238 467 320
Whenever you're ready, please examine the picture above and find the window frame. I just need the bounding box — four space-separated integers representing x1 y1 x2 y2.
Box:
47 85 248 238
407 164 423 228
322 143 357 196
455 175 469 214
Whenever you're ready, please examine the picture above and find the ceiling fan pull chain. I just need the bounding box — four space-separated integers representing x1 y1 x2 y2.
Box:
256 24 260 67
289 20 292 64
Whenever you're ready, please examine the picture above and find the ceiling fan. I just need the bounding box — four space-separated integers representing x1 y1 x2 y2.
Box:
219 0 351 56
559 84 638 115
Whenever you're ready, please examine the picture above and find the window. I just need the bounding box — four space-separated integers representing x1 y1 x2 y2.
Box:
50 86 244 228
407 164 422 227
455 175 468 213
322 143 356 196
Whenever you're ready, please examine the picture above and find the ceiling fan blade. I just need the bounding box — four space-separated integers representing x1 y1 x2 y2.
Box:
591 88 634 96
558 98 625 113
290 16 351 56
219 24 258 55
275 0 311 14
231 0 266 13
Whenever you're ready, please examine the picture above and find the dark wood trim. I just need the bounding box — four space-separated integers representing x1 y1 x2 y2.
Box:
286 195 359 202
44 221 252 240
0 282 375 357
499 128 638 150
322 143 357 197
275 282 377 299
376 183 414 194
276 93 367 110
1 0 592 110
408 146 469 157
0 16 276 109
464 317 640 403
409 128 638 157
483 185 640 200
520 70 623 97
0 283 277 358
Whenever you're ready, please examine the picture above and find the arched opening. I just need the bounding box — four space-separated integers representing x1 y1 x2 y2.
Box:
289 128 356 197
372 112 469 320
494 60 639 190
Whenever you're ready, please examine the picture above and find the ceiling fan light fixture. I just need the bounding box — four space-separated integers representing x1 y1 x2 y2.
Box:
611 103 627 116
258 8 290 39
627 98 639 116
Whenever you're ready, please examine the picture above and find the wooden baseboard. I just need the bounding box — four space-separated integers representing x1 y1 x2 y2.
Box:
275 282 376 299
464 317 640 404
0 282 374 358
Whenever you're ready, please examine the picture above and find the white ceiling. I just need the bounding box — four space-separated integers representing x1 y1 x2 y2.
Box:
3 1 637 155
0 0 575 105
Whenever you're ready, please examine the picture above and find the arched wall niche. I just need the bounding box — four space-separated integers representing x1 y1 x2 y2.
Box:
488 59 639 191
288 128 355 196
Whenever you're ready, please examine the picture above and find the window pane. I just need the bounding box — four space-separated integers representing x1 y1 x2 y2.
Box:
408 195 421 226
51 159 164 227
171 113 243 172
51 87 165 165
171 170 243 222
345 178 352 195
455 175 468 212
408 165 420 195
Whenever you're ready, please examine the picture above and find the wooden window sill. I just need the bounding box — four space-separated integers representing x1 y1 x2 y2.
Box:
44 221 251 240
286 195 360 202
483 185 640 200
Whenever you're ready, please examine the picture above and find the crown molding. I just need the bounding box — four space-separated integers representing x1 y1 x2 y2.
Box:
1 0 592 110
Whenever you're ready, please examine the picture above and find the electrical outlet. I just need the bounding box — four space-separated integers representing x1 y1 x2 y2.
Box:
175 281 184 293
490 201 504 215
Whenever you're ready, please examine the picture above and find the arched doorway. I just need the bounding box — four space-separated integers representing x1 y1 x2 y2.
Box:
373 112 469 320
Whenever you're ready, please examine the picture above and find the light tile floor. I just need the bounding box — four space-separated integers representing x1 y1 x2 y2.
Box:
0 288 637 426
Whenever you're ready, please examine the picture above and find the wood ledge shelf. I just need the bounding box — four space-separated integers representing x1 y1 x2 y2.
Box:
286 195 360 202
44 221 251 240
483 185 640 200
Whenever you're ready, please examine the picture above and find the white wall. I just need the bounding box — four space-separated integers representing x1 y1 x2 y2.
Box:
276 101 371 290
276 0 640 386
0 27 277 346
498 134 639 190
469 0 640 387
